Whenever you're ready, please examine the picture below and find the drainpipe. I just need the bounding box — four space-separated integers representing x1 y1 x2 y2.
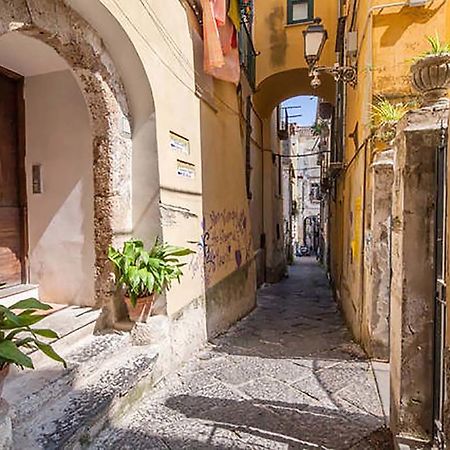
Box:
250 101 266 280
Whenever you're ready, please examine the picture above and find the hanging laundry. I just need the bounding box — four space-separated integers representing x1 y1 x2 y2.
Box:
201 0 225 72
208 47 240 84
202 0 241 84
213 0 227 26
228 0 241 31
218 14 234 55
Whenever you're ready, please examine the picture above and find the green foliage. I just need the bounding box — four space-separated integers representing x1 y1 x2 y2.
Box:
424 33 450 56
414 33 450 61
0 299 67 370
371 96 410 143
312 121 323 136
371 97 409 126
108 239 194 308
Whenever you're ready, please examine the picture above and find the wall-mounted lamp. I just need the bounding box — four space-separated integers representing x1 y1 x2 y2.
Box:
303 19 357 89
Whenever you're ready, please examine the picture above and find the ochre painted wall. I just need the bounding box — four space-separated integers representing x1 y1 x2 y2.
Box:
330 0 449 345
254 0 338 85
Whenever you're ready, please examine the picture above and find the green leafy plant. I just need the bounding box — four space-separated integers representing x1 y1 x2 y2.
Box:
371 96 410 143
371 97 409 125
312 121 323 136
413 33 450 61
0 299 67 370
108 239 194 307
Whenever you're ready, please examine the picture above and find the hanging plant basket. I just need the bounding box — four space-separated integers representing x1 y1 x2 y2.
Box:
411 54 450 105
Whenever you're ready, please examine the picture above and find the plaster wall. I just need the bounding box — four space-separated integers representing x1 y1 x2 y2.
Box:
329 0 449 354
361 150 393 360
263 111 287 282
293 128 320 248
25 69 95 306
199 78 257 336
59 0 259 340
69 0 205 316
247 102 266 285
253 0 338 87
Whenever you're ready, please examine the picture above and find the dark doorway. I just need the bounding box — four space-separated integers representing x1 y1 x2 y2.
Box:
0 69 26 288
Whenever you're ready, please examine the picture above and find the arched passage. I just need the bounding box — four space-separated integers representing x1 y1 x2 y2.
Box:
0 0 147 328
254 68 335 118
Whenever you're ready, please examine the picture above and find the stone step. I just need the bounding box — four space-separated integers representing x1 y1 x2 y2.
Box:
3 332 160 450
0 284 39 307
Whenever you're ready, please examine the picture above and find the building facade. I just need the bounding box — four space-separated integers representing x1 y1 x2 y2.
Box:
2 0 450 447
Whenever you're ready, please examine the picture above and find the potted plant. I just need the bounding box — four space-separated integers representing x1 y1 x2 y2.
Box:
0 298 66 396
371 96 409 147
108 239 194 322
411 33 450 105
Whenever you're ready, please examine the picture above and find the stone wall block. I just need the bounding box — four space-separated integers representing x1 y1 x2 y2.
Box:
390 101 449 446
0 0 134 329
365 149 394 360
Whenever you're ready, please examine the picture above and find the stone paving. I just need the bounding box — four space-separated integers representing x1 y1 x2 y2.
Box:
91 257 392 449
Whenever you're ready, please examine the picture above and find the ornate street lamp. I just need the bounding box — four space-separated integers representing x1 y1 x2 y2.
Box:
303 19 357 89
302 20 328 68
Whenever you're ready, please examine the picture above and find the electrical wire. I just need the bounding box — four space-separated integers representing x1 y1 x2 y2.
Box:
276 150 330 158
110 0 243 118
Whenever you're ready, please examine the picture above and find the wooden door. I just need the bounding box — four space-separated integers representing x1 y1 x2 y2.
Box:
0 71 25 287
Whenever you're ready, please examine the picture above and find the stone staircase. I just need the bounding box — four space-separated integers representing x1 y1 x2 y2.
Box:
3 326 161 449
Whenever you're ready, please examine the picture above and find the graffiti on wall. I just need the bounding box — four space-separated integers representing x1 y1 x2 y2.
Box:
189 208 253 287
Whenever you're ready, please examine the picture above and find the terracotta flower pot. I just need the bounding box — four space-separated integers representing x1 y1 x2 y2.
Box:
0 365 10 396
411 54 450 105
124 294 156 323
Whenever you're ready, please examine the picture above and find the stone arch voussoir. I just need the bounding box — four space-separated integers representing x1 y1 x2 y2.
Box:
1 0 133 328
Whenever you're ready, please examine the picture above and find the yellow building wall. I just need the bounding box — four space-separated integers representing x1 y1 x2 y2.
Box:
254 0 338 84
253 0 338 117
71 0 257 331
330 0 449 344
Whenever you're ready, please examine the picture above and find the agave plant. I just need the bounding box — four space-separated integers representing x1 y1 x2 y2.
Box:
108 239 194 307
421 33 450 58
371 96 410 143
0 299 67 370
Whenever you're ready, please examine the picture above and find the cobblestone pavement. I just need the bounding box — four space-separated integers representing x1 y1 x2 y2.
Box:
92 258 391 449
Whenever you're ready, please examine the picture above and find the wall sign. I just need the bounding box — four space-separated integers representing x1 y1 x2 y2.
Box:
177 160 195 179
170 131 190 155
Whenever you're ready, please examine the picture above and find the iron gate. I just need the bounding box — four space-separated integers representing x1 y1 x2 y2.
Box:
433 123 448 449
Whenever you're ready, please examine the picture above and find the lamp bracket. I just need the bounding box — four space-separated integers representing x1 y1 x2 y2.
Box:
309 63 357 88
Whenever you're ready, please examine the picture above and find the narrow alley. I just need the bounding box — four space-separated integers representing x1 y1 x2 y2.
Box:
90 258 391 450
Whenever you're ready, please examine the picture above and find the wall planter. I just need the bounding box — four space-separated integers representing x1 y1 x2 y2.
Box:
411 54 450 105
371 96 409 149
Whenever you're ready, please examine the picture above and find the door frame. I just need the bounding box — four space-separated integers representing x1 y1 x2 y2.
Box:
0 66 28 286
432 123 448 449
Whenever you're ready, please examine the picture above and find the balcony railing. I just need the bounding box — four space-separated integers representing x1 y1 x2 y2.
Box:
238 21 257 90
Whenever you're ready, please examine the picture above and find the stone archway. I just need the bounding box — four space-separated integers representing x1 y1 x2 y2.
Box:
1 0 133 328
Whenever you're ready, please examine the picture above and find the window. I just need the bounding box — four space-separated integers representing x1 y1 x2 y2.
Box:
310 182 320 202
287 0 314 25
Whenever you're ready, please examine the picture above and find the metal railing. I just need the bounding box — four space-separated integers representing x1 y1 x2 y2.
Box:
238 21 257 90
